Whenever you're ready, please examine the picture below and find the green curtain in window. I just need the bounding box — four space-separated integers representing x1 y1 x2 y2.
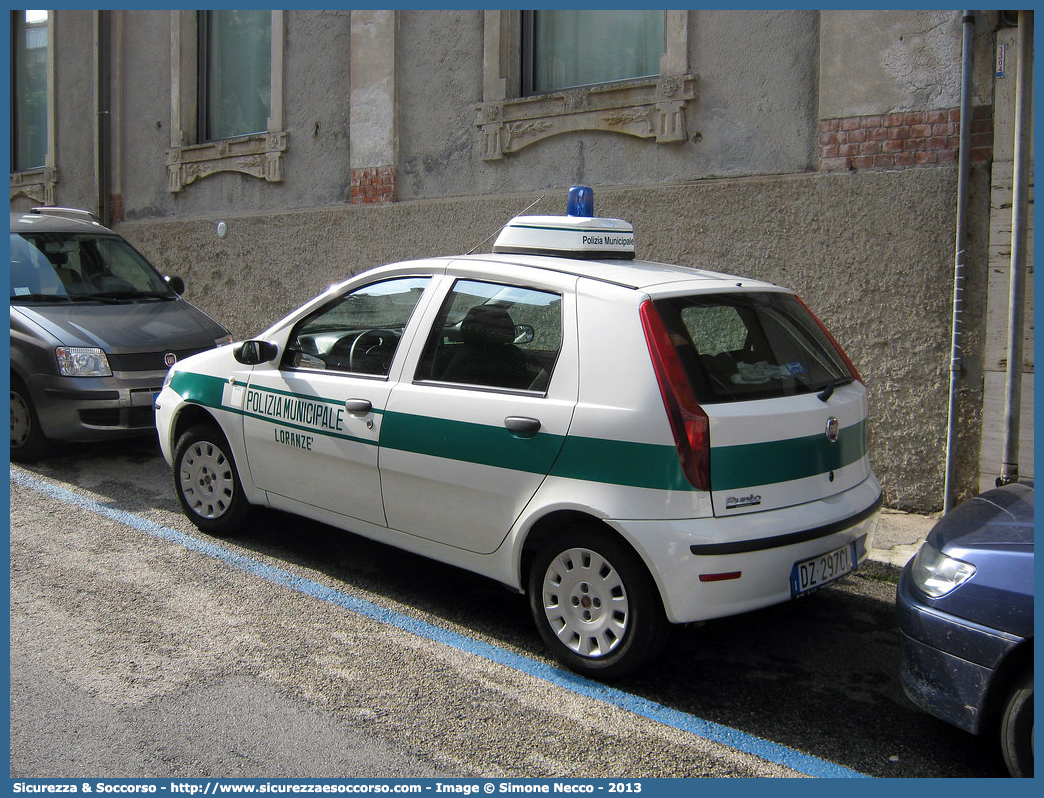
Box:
532 10 664 94
12 10 49 171
203 10 271 140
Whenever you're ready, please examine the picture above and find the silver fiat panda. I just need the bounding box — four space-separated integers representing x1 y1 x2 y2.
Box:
10 208 231 461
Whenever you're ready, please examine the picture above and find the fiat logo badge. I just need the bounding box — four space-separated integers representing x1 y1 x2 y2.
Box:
164 352 178 368
825 416 840 443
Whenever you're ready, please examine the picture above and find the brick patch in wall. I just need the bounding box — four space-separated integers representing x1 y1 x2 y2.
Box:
109 194 124 226
819 106 993 171
351 166 397 204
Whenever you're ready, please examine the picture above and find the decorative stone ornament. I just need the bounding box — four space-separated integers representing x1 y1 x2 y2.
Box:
476 74 697 161
166 132 288 193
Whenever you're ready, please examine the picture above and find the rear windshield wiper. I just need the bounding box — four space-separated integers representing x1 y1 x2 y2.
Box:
817 375 854 403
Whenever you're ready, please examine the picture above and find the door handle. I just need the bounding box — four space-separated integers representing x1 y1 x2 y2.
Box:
504 416 541 436
345 398 372 414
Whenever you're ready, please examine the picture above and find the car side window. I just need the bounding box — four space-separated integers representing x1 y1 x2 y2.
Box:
282 277 430 377
415 279 562 392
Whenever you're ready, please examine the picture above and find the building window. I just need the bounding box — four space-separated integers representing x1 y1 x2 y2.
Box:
10 8 56 205
10 10 49 172
167 10 286 193
523 10 665 95
198 10 271 142
476 10 695 161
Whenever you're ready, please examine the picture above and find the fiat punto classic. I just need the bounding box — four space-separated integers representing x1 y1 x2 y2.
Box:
157 187 881 677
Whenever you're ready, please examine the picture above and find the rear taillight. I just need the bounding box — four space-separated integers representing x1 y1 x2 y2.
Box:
795 295 863 383
639 300 711 492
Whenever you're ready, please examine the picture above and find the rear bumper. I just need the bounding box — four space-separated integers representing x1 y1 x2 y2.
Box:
613 474 882 624
895 567 1022 735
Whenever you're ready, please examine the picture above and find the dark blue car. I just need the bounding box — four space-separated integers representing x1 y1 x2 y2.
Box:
897 481 1034 777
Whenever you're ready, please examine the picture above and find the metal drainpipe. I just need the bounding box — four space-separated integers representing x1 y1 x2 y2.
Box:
95 10 112 226
943 10 975 513
998 10 1033 486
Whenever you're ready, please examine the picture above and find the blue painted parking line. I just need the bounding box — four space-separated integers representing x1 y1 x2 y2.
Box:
11 466 868 778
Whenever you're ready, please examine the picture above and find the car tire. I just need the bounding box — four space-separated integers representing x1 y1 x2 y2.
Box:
528 523 670 679
1000 669 1033 778
10 374 51 463
173 423 252 536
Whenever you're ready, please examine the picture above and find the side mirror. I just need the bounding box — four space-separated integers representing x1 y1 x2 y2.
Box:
234 340 279 365
165 275 186 295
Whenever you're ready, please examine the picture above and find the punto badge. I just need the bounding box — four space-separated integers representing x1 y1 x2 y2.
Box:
164 352 178 367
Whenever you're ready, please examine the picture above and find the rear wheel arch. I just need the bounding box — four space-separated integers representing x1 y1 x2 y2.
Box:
519 512 672 678
521 511 617 588
519 511 668 601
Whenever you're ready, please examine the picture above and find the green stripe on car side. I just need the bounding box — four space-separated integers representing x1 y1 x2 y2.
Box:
168 371 376 446
549 435 692 491
381 412 693 491
169 371 867 493
169 370 226 408
709 420 867 491
379 411 565 474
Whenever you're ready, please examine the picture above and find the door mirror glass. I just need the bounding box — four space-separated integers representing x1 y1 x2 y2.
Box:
234 340 278 365
165 275 186 295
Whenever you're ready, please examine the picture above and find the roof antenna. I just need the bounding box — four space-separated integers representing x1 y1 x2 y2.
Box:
465 194 546 255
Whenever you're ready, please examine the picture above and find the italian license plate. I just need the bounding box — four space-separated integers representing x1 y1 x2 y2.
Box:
790 540 858 597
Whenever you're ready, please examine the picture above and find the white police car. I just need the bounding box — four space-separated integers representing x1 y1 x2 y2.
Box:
156 187 881 678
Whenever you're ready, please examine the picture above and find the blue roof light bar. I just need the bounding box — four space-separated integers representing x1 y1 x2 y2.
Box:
567 186 594 217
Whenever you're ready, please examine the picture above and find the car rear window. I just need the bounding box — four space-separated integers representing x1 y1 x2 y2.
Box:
652 292 853 403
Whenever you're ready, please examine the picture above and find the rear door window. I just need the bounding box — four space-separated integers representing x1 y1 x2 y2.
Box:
415 279 562 393
653 292 852 403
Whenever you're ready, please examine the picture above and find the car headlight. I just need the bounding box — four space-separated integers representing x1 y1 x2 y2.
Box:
909 542 976 598
56 346 112 377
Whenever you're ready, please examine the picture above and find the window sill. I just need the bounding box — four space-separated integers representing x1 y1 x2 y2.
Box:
166 131 288 193
10 166 58 205
474 74 697 160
